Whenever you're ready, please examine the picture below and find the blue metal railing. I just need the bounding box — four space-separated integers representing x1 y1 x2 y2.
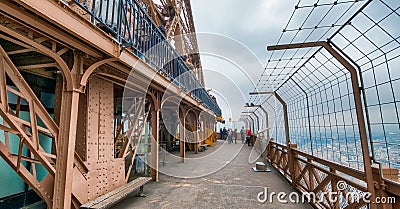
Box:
71 0 221 116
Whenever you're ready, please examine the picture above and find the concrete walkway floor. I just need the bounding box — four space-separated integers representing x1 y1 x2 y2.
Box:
113 140 312 209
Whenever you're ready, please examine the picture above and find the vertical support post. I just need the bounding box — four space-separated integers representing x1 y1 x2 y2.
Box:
248 116 253 131
180 113 185 163
194 116 199 154
258 106 269 157
53 90 80 209
259 106 270 139
308 158 314 190
213 117 217 142
330 168 340 209
151 109 159 182
248 115 255 134
273 93 295 186
52 75 63 155
53 75 63 125
202 118 205 143
53 51 82 209
0 55 8 111
292 81 313 155
252 112 260 133
323 42 376 207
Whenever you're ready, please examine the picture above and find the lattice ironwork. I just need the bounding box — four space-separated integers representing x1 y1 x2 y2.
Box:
267 141 370 208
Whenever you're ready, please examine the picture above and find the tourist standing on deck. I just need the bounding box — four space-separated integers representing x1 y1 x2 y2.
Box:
240 127 246 144
220 128 223 139
233 129 238 144
246 129 252 146
227 129 233 144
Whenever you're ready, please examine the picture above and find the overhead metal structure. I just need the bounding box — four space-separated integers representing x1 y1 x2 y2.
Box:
137 0 205 86
0 0 219 208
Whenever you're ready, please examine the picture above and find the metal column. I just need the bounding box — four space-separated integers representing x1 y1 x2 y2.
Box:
258 106 270 139
248 115 255 134
53 90 80 209
180 118 185 163
251 112 260 133
151 109 159 182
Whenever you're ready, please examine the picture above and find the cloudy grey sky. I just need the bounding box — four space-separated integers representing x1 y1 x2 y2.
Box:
191 0 297 125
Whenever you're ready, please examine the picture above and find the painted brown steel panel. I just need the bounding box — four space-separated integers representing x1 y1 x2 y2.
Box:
75 92 88 161
86 163 100 201
83 76 126 202
87 77 100 162
98 80 114 160
72 166 88 203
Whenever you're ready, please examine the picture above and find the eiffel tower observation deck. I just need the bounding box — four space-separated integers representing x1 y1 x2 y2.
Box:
0 0 399 208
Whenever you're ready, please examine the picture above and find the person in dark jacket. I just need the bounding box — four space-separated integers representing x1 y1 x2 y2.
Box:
240 127 246 144
222 127 227 140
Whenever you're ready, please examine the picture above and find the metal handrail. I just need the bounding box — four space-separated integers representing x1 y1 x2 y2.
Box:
71 0 221 116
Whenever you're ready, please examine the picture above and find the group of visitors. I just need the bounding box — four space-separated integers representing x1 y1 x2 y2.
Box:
220 127 235 143
219 127 253 145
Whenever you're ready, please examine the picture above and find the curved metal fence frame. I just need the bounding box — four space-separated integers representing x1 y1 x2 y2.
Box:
249 0 400 208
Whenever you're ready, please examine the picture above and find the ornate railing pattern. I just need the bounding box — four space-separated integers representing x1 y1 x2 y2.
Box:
266 141 399 208
70 0 221 116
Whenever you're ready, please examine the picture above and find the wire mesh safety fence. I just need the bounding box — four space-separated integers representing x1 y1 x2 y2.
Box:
250 0 400 185
278 48 365 171
331 0 400 180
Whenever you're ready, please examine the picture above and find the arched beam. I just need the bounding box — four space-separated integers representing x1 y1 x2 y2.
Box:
161 94 183 107
96 72 158 110
0 25 74 91
147 90 159 111
80 58 117 88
